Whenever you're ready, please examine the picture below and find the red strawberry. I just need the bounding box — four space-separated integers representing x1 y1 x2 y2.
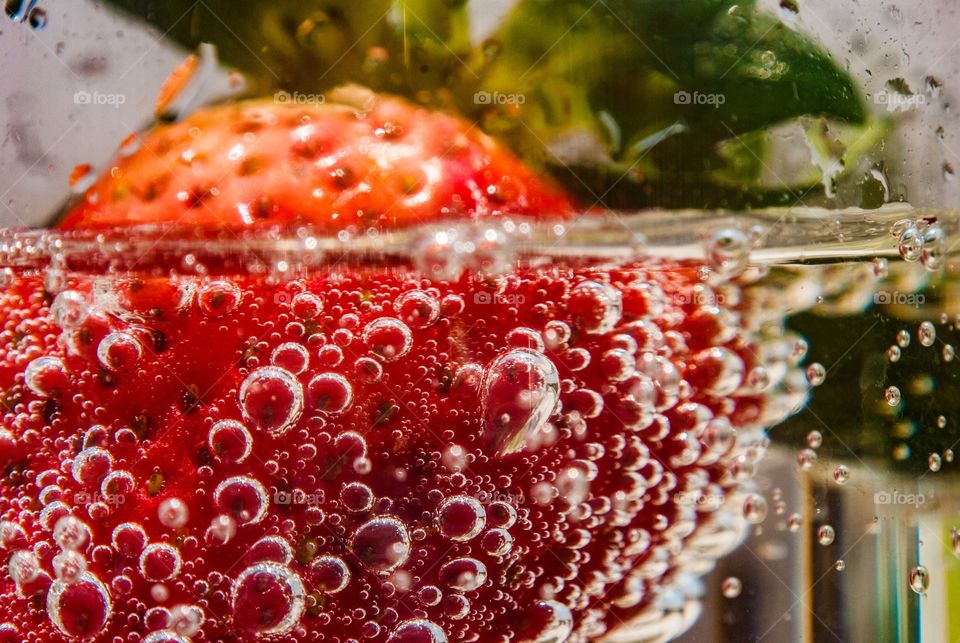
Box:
0 91 807 642
59 86 575 233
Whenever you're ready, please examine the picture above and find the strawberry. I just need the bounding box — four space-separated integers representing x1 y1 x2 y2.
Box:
0 90 807 642
59 86 575 233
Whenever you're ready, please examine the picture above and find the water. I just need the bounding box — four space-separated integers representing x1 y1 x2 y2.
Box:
0 204 958 641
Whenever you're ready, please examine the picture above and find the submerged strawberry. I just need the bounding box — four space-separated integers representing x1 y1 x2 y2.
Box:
0 90 807 642
59 86 575 233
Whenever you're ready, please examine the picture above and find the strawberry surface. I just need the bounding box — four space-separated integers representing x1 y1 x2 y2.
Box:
58 87 575 233
0 248 806 642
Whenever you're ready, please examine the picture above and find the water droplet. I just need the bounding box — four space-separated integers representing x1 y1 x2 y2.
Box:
818 525 836 546
214 476 269 525
897 330 911 347
363 318 413 361
885 386 902 406
208 420 253 464
721 576 742 598
898 225 923 262
47 573 111 638
918 321 936 347
833 465 849 484
310 555 351 593
439 558 487 592
482 349 560 455
806 363 826 386
231 563 305 635
909 565 930 594
921 225 947 270
352 517 411 572
437 496 486 542
239 367 303 437
743 494 768 524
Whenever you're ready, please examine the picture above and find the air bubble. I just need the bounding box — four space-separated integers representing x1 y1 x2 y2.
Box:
51 291 89 330
706 229 750 276
307 373 353 415
239 367 303 437
918 321 936 347
833 465 849 484
158 497 189 529
231 563 305 635
909 565 930 594
482 349 560 456
439 558 487 592
818 525 836 546
214 476 269 525
437 496 486 542
743 494 768 524
387 619 448 643
25 357 68 397
806 363 826 386
140 544 182 582
72 447 112 487
567 281 622 334
207 420 253 464
47 573 111 639
197 280 241 316
97 332 142 371
897 330 911 347
363 318 413 361
898 225 923 262
311 555 351 593
885 386 902 406
397 291 440 329
929 453 942 472
806 431 823 449
721 576 742 598
271 343 309 374
352 517 411 572
53 516 89 551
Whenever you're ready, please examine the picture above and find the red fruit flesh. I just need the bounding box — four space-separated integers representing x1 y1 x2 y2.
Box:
0 250 805 642
58 87 575 233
